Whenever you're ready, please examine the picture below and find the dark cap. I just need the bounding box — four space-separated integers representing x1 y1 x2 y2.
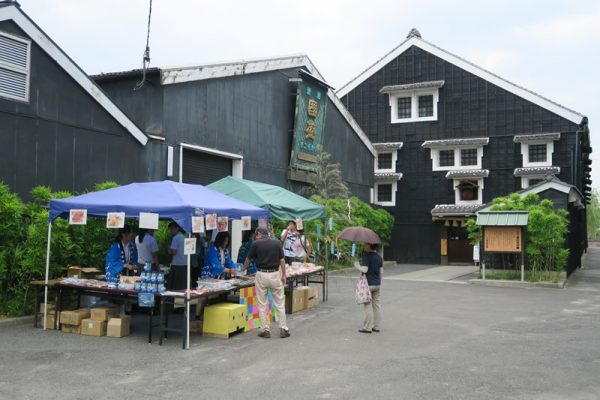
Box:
255 227 269 236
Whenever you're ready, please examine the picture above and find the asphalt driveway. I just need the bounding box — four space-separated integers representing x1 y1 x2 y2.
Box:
1 250 599 400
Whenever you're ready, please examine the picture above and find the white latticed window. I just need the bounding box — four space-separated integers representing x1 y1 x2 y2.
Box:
0 30 31 102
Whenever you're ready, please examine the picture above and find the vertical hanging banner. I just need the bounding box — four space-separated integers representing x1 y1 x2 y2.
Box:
289 75 329 179
351 243 356 257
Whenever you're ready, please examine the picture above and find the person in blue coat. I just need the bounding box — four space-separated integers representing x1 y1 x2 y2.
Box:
105 224 138 286
202 232 237 279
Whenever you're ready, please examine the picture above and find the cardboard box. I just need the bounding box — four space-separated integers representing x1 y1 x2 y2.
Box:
43 313 58 330
304 286 320 309
203 303 247 338
107 315 131 338
288 288 306 313
39 302 55 314
81 319 107 337
61 324 81 334
189 320 203 334
60 308 90 325
67 266 100 278
90 306 119 321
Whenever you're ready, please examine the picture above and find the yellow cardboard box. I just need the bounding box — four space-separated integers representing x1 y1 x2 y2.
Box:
289 288 306 313
81 319 107 336
44 313 58 330
39 303 55 314
91 306 119 321
203 303 247 338
107 315 131 338
60 308 90 325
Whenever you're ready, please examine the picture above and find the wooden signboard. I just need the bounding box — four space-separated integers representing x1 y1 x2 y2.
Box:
440 239 448 256
484 226 522 253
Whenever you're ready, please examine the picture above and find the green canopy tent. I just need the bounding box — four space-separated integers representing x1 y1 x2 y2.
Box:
208 176 326 221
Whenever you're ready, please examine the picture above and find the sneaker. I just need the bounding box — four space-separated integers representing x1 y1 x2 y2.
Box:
372 329 380 333
280 328 291 338
358 329 372 334
258 330 271 338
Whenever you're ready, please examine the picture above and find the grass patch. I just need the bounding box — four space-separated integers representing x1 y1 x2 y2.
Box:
478 269 565 283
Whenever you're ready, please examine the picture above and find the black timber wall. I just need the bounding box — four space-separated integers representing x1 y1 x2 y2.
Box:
97 68 374 201
342 45 581 264
0 20 146 199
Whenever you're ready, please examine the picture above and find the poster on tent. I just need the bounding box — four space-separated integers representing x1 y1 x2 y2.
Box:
205 213 217 230
295 217 304 231
184 238 197 255
139 212 159 230
192 216 205 233
258 218 268 229
241 216 251 231
217 216 229 232
106 212 125 228
69 209 87 225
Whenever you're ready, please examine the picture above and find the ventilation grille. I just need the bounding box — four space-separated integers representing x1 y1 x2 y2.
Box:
0 33 29 101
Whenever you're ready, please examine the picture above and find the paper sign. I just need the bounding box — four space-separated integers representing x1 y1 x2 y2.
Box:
317 241 320 252
351 243 356 257
184 238 197 255
217 216 229 232
139 212 159 230
316 224 321 237
192 216 205 233
258 218 268 229
205 214 217 230
69 209 87 225
106 212 125 228
295 217 304 231
241 216 251 231
330 241 334 255
328 217 333 231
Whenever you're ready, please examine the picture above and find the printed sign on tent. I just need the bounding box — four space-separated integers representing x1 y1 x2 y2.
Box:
295 217 304 231
241 216 251 231
69 209 87 225
106 212 125 229
184 238 197 255
139 212 159 230
217 216 229 232
192 216 205 233
205 214 217 230
258 218 268 229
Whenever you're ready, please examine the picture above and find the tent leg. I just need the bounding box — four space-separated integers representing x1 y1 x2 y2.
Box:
43 222 52 330
186 233 191 350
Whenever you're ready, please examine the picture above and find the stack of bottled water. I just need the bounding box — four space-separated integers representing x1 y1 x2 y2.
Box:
135 263 165 293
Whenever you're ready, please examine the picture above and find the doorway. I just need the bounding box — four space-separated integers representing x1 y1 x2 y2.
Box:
447 226 473 264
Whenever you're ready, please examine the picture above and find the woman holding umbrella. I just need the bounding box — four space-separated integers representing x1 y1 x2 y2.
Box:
338 227 383 334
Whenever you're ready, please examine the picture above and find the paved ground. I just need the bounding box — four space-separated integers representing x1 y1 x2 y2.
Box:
1 250 599 399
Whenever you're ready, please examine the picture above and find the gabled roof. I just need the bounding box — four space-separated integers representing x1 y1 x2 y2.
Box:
0 3 148 145
95 54 375 156
337 32 585 125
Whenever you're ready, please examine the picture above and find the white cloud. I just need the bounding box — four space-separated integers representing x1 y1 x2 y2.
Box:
520 10 600 43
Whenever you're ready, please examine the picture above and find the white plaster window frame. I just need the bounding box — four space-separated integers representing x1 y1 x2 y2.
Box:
521 141 553 167
375 150 397 173
431 146 484 171
453 178 484 205
374 181 397 207
0 30 31 102
388 88 439 124
521 175 546 189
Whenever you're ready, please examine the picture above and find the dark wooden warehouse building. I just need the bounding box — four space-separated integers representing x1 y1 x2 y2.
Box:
338 28 592 272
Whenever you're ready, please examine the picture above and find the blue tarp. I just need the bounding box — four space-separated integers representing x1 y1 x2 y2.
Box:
49 180 270 231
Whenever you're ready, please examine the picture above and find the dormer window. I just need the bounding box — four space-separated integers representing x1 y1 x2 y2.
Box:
380 80 443 124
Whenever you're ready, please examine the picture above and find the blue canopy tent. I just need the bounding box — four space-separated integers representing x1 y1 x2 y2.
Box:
43 180 269 348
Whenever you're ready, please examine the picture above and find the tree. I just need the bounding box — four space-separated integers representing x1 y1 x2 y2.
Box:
300 150 349 199
587 189 600 240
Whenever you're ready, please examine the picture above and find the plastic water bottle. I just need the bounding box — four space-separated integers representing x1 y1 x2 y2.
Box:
144 262 151 272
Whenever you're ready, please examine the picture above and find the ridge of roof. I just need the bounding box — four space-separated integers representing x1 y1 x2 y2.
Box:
0 4 148 145
337 35 585 124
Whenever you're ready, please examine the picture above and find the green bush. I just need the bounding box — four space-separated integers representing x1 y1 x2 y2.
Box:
467 192 569 275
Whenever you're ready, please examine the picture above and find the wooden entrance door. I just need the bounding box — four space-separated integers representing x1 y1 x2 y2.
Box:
447 227 473 264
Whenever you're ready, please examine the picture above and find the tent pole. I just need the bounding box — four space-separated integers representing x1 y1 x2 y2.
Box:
186 233 191 350
43 222 52 330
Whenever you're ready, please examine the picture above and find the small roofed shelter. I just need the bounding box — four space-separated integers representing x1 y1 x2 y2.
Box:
476 211 528 281
208 176 326 221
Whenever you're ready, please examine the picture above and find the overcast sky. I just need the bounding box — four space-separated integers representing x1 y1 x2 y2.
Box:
18 0 600 188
